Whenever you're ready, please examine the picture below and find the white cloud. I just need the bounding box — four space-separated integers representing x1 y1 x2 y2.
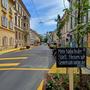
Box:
23 0 69 33
44 21 57 26
30 17 39 29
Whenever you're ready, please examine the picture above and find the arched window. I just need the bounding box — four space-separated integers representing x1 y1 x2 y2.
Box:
15 31 18 39
2 36 8 46
9 37 14 46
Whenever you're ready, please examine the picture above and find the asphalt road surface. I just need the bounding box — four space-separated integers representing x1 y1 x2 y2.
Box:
0 45 55 90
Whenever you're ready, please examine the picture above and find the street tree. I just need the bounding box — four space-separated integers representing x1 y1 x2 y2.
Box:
63 0 90 89
64 0 90 47
55 15 64 47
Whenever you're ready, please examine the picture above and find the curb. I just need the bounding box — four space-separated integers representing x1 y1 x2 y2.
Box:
37 80 44 90
37 64 55 90
0 48 21 55
0 46 39 55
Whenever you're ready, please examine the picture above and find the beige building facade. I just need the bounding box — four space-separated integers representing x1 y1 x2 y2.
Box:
68 0 89 47
52 31 58 43
60 12 69 47
30 29 40 45
14 0 30 48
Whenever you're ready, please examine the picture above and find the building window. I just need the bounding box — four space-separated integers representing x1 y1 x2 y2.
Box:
1 0 8 9
27 24 28 29
18 17 20 27
86 10 88 22
15 15 17 26
21 8 22 15
2 36 8 46
18 4 21 14
19 33 20 40
18 3 19 11
22 34 24 40
21 19 23 29
74 10 78 26
9 37 14 46
0 37 1 46
9 20 13 29
15 1 18 11
70 15 73 29
1 16 8 27
21 33 22 40
24 23 26 27
15 31 18 40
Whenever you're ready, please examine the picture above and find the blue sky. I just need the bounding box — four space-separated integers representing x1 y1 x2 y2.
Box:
22 0 69 35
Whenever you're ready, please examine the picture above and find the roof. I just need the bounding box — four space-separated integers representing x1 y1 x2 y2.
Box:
30 29 40 37
20 0 31 17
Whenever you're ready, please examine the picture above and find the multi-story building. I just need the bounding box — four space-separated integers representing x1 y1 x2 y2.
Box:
14 0 30 48
0 0 15 50
60 12 69 47
68 0 89 47
47 31 58 43
30 29 40 45
52 31 59 43
0 0 31 50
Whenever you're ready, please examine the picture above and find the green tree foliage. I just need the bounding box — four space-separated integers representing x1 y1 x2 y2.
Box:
56 15 64 39
43 36 48 43
64 0 90 46
38 34 43 42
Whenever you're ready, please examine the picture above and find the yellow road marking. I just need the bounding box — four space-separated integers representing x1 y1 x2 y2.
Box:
48 63 66 73
0 57 28 60
0 63 20 67
37 80 44 90
0 48 20 54
37 57 90 90
0 68 49 70
48 63 79 74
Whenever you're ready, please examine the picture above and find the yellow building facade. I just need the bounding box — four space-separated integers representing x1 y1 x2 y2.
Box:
0 0 30 50
0 0 15 50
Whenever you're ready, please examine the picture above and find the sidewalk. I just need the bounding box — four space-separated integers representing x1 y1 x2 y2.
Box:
0 48 20 55
0 45 39 55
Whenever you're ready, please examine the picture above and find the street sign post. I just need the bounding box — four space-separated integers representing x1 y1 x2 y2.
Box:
56 48 86 90
56 48 86 68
